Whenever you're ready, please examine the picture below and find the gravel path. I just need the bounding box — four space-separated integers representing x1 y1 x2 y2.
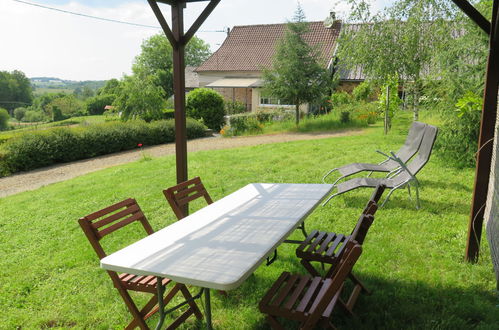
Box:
0 130 361 198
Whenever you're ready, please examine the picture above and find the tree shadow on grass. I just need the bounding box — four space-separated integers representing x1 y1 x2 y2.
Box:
231 265 499 329
419 179 473 194
340 194 471 216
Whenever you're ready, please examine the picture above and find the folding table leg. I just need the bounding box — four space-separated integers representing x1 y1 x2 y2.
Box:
155 276 166 330
204 288 213 330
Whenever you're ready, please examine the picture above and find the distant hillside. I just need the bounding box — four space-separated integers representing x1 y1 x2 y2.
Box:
30 77 106 95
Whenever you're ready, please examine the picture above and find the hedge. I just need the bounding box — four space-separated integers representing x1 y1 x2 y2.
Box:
0 118 206 177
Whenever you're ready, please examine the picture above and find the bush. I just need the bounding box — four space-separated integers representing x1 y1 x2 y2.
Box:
186 88 225 130
0 119 206 176
225 101 247 115
161 109 175 120
352 81 374 102
330 91 351 107
340 111 350 123
0 108 10 131
436 91 481 168
226 113 262 135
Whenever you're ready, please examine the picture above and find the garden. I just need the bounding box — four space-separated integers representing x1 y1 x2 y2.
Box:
0 112 497 329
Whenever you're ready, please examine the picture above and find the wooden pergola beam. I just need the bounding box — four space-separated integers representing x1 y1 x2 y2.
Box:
147 0 221 216
452 0 491 34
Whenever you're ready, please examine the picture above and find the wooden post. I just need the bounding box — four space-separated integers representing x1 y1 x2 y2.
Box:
465 0 499 262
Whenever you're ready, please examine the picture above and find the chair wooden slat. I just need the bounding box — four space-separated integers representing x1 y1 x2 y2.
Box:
305 231 327 253
91 204 141 229
316 232 338 254
296 277 322 313
98 212 143 238
163 177 214 220
84 198 136 221
271 274 300 307
259 272 290 308
325 234 346 257
283 275 312 310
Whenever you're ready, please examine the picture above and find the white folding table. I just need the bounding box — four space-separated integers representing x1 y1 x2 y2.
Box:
101 183 333 329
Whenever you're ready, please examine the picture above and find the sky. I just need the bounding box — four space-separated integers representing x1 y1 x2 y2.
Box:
0 0 393 81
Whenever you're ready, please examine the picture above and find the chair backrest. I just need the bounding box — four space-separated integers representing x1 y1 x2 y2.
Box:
368 184 386 204
78 198 154 259
349 214 375 245
406 124 438 176
163 177 214 220
303 241 362 329
384 121 427 169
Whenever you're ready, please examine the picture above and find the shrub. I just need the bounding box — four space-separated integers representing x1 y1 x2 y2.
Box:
0 108 10 131
186 88 225 130
225 101 247 115
330 91 351 107
161 109 175 120
436 91 482 168
340 111 350 123
0 119 206 176
227 113 262 135
352 81 374 102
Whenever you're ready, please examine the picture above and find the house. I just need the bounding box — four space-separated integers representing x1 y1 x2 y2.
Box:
196 16 344 112
185 66 199 92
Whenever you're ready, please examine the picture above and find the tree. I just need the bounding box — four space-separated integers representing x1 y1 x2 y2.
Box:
86 94 116 115
262 6 330 125
132 34 211 97
0 108 10 131
112 75 166 122
13 107 27 122
46 95 85 121
338 0 455 120
0 70 33 113
97 79 121 96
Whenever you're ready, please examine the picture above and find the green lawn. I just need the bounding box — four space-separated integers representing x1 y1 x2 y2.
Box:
0 114 497 329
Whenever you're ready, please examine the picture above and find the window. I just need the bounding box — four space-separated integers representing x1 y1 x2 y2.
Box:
259 91 292 107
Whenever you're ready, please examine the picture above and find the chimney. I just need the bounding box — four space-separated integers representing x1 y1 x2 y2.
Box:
324 11 336 28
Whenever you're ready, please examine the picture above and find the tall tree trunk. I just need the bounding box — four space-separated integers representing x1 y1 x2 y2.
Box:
413 79 421 121
295 104 300 126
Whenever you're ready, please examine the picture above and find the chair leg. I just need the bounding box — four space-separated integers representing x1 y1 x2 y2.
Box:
114 285 149 330
300 259 321 277
415 184 421 209
349 273 371 295
179 285 204 320
267 315 286 330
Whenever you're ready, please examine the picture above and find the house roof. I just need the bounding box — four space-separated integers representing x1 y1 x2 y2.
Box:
197 21 341 72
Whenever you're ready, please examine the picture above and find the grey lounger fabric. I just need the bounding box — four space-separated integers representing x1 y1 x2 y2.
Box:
323 121 427 184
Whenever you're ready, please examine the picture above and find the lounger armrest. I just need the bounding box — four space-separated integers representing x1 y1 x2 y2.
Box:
388 152 416 179
376 150 392 161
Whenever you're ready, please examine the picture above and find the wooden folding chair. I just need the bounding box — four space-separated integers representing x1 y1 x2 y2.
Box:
259 241 363 329
163 177 213 220
295 185 385 313
79 198 203 330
